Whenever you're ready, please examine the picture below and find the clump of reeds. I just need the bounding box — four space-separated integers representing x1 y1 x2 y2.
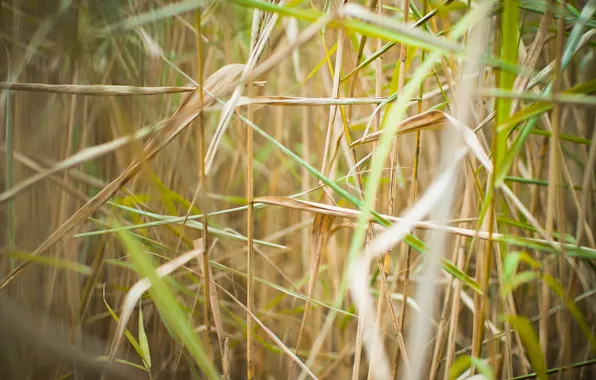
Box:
1 0 596 379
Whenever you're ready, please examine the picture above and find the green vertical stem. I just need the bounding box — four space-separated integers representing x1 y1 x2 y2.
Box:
549 1 569 376
496 0 519 165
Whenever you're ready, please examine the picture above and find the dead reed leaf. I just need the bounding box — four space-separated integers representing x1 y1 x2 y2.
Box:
227 95 410 107
0 82 194 95
0 125 161 204
292 213 335 374
192 238 227 376
350 110 446 147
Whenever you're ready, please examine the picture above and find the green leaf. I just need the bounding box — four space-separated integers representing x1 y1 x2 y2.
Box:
77 209 285 249
495 235 596 259
506 315 547 380
496 78 596 137
115 227 220 379
496 0 519 164
138 305 151 369
6 250 92 275
502 176 596 192
542 275 596 352
503 252 521 281
449 355 494 380
501 271 539 297
94 356 150 372
503 251 541 281
470 356 495 380
449 354 473 380
95 0 208 36
102 289 144 359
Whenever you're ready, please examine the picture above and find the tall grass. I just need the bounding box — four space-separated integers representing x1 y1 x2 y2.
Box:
1 0 596 379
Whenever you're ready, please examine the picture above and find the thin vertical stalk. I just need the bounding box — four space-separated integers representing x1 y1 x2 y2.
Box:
6 6 16 270
429 235 461 380
475 7 496 371
331 22 364 380
546 0 565 238
346 0 379 123
472 4 514 361
320 31 344 184
196 9 212 361
390 0 412 376
56 59 80 378
365 0 390 377
550 1 568 376
443 180 473 380
309 5 368 378
300 79 310 277
5 69 14 269
472 153 496 361
495 0 518 162
171 11 214 372
245 8 266 379
246 67 255 380
352 289 365 380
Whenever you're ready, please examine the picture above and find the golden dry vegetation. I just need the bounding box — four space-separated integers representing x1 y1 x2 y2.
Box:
1 0 596 379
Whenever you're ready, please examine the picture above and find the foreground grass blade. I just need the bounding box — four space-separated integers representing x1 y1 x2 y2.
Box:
506 315 548 380
114 231 220 379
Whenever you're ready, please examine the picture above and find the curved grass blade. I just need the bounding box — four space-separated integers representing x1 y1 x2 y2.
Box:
113 231 220 379
506 315 548 380
5 250 92 275
542 275 596 352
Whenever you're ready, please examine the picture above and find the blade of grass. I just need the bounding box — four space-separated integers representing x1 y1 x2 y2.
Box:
0 82 195 95
94 0 208 36
506 315 548 380
111 231 220 379
5 250 92 275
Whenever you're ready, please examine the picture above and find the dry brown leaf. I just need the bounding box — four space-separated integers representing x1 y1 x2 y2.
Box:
192 238 227 375
0 125 161 204
0 82 194 95
255 196 356 219
292 213 335 373
350 110 446 147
